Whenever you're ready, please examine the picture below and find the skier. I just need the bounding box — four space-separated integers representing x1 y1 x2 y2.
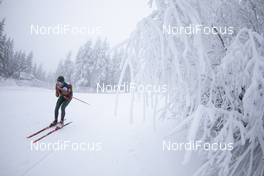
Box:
50 76 73 128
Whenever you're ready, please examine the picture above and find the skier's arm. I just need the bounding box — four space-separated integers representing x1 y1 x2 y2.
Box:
55 84 59 97
57 86 71 96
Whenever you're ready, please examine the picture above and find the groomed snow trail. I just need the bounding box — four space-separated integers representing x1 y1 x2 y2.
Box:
0 86 201 176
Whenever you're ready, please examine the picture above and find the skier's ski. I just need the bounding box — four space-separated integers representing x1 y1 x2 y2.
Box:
27 119 68 138
27 126 53 139
32 122 72 143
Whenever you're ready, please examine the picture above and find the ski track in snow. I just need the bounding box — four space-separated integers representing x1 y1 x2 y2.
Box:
0 86 202 176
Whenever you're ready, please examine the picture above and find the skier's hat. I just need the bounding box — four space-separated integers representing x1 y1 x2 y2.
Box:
57 76 65 83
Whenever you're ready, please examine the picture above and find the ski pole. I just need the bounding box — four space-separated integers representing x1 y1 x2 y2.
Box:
73 96 90 105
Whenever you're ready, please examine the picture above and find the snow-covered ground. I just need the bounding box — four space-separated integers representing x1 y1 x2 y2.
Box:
0 86 202 176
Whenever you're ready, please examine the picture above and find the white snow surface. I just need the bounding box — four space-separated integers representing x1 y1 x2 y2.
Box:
0 86 202 176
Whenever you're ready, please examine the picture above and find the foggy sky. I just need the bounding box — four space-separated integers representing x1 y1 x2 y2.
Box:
0 0 152 72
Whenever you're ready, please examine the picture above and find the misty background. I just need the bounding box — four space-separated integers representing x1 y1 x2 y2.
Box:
0 0 152 90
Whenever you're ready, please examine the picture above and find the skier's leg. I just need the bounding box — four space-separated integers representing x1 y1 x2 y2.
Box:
60 99 71 122
54 96 64 122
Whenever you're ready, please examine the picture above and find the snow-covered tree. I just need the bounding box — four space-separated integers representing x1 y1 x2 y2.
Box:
90 38 110 87
25 51 33 74
107 48 130 85
72 38 113 89
55 52 74 83
1 38 14 78
0 19 39 80
73 40 93 87
119 0 264 175
107 49 122 84
0 19 5 77
33 64 46 81
13 50 27 79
